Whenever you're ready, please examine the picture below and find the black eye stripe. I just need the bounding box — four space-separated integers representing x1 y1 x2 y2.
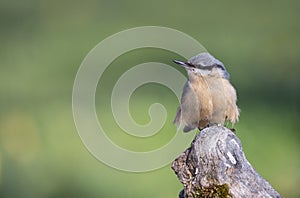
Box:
187 62 215 70
185 62 196 68
186 62 225 71
216 64 225 71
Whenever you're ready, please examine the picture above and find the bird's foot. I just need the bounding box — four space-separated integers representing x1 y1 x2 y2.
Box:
229 128 236 133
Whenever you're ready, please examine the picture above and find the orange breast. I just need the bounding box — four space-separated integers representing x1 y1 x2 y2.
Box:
191 76 213 129
192 76 239 129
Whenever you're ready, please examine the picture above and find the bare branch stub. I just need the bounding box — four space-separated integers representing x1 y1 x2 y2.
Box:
172 126 282 198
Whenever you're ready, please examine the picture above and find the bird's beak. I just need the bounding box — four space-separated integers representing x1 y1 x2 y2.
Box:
173 60 186 66
173 60 196 70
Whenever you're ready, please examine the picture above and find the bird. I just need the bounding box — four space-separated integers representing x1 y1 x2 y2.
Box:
173 52 239 132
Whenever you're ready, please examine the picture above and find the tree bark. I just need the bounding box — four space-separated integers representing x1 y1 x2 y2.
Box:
171 126 282 198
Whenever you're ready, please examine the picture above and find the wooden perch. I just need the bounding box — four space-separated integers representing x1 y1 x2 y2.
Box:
172 126 282 198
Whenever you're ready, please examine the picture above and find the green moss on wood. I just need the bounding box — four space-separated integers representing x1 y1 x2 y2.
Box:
194 184 232 198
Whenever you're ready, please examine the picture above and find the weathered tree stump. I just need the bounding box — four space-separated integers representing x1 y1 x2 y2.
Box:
172 126 282 198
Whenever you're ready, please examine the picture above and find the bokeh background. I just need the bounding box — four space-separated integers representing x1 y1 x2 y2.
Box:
1 0 300 197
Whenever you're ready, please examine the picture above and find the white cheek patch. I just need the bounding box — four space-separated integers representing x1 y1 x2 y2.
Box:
194 69 210 76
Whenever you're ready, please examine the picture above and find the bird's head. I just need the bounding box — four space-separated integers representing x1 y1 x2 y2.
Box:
173 52 230 80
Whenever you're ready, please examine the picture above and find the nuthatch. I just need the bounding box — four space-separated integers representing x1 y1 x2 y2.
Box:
173 52 239 132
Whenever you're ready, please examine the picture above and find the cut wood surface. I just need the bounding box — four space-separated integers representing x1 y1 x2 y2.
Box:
172 126 282 198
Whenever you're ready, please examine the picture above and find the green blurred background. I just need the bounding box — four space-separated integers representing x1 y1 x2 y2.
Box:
1 0 300 197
